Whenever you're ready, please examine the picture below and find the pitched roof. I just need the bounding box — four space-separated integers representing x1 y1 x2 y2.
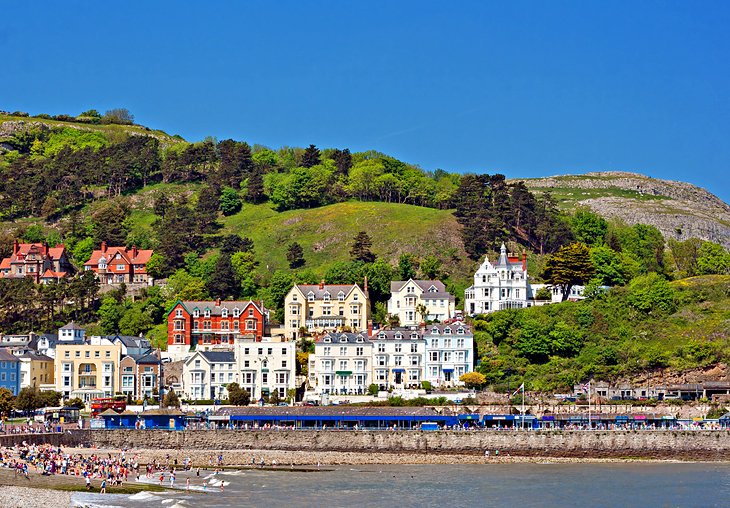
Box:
294 284 363 300
318 332 371 344
178 300 264 317
60 322 84 330
18 352 53 362
371 329 423 340
199 351 235 363
0 349 19 362
125 352 160 364
85 246 154 268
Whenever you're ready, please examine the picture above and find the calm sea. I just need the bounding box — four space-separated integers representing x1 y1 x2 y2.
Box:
72 463 730 508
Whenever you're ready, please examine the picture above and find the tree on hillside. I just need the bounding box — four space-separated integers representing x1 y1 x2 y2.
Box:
246 169 266 203
696 241 730 275
206 253 240 300
331 148 353 176
301 144 321 168
543 243 595 301
398 254 417 280
420 255 442 280
103 108 134 124
350 231 375 263
219 187 242 216
286 242 305 269
221 234 254 256
90 199 130 246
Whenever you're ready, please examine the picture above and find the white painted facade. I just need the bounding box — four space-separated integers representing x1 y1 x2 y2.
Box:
387 280 455 326
464 243 529 315
423 323 474 388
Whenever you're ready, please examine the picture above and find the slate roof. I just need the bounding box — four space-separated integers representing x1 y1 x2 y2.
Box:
371 329 424 341
0 349 19 362
423 322 472 335
124 352 160 364
389 280 455 301
295 284 362 300
18 352 53 362
179 300 264 317
60 322 84 330
318 332 371 344
199 351 235 363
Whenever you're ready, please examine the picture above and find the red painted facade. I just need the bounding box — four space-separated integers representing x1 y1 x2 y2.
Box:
167 300 266 349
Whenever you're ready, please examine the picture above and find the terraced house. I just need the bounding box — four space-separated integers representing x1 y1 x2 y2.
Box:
423 322 474 387
309 332 373 395
166 299 267 361
284 282 370 339
371 329 425 390
55 341 122 403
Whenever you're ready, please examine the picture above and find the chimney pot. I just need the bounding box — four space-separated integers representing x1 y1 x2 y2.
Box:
101 241 107 253
13 239 19 255
216 298 221 306
319 279 325 290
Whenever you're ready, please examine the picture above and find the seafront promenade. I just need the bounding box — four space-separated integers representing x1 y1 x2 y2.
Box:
3 428 730 462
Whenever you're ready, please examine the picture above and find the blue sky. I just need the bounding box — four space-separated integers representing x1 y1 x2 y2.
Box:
2 1 728 202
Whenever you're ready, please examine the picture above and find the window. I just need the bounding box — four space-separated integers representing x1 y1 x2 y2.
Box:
395 344 402 353
429 351 439 362
233 308 240 318
204 309 211 318
193 309 199 318
176 309 183 318
258 348 263 355
411 344 418 353
444 339 451 348
276 372 288 384
394 356 402 366
410 356 419 366
244 360 250 368
457 338 465 348
339 360 348 370
338 291 345 301
282 360 287 368
248 309 254 317
377 356 386 366
244 348 250 355
222 308 228 318
323 292 330 302
377 344 385 353
307 292 315 302
262 373 268 383
356 346 364 356
193 321 199 331
323 346 331 356
339 346 347 356
246 320 256 330
75 351 80 358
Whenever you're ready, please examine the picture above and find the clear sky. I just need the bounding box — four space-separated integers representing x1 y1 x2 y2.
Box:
2 1 728 202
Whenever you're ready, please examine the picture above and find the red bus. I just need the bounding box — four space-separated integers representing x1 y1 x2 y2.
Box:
90 396 127 418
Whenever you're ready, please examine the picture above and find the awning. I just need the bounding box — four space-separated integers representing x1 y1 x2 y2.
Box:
335 371 352 376
442 368 454 372
393 368 405 373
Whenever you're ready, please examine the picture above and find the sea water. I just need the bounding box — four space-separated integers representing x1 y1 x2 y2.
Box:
72 462 730 508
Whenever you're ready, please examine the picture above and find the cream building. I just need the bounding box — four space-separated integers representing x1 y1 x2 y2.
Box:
182 351 236 401
371 329 425 390
55 343 122 403
234 336 296 400
387 279 455 326
309 332 372 395
284 282 369 339
19 352 54 389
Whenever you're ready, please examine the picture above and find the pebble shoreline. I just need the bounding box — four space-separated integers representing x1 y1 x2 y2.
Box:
0 486 72 508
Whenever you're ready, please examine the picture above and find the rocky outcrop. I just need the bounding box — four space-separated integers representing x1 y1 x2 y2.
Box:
519 172 730 248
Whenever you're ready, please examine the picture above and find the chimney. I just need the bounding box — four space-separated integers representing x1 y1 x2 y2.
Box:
215 298 221 307
131 245 138 258
522 250 527 271
13 239 19 255
363 275 368 293
101 241 107 253
319 279 325 290
44 243 49 256
367 320 373 337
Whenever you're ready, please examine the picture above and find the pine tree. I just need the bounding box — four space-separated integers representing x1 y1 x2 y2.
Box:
301 144 321 168
331 148 352 176
206 253 240 299
543 242 595 301
286 242 305 269
350 231 376 263
246 169 265 203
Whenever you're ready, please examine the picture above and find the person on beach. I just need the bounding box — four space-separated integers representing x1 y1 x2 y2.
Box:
186 477 191 491
170 469 176 488
85 475 91 490
159 472 164 485
100 478 107 494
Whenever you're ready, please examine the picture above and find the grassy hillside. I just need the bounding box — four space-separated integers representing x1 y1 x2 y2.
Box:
0 112 182 145
474 275 730 391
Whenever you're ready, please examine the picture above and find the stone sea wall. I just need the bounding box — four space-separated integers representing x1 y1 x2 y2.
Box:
16 429 726 460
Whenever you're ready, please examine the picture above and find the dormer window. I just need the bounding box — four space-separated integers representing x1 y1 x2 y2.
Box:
431 327 439 334
457 327 465 335
394 333 403 340
204 308 211 318
356 336 364 343
444 327 452 334
233 308 240 318
323 336 331 343
410 333 419 340
339 335 347 343
307 292 315 302
323 291 330 302
221 308 228 318
428 286 438 292
338 291 345 301
378 332 386 339
193 308 199 318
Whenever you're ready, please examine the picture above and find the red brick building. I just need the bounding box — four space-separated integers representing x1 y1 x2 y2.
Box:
83 242 154 285
166 299 267 360
0 240 71 283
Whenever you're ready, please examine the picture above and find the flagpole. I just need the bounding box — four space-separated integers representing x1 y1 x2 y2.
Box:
588 380 591 430
521 383 525 431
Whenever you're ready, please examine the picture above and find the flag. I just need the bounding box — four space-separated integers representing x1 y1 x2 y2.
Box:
581 383 590 393
511 383 524 397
